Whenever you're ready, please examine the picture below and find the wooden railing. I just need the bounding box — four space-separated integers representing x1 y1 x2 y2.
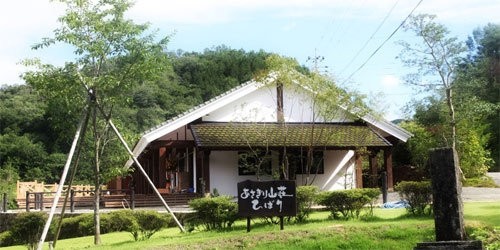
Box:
19 188 200 212
17 181 99 199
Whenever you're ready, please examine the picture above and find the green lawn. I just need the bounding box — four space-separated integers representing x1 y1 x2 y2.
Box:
2 202 499 250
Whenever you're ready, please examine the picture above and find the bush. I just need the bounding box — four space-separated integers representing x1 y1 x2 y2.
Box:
57 210 169 241
317 188 380 220
9 212 47 250
295 185 319 222
188 196 238 230
466 223 500 250
133 210 170 240
463 176 498 188
0 231 14 247
106 210 138 233
395 181 432 216
57 214 94 239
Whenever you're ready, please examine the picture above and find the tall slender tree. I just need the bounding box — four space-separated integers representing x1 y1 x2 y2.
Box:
23 0 170 244
398 14 466 155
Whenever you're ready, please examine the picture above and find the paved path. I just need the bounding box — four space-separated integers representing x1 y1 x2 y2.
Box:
487 172 500 186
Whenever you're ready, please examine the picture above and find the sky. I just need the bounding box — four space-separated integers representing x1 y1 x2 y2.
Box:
1 0 499 120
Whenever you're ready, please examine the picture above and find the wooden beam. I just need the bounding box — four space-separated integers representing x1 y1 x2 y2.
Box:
384 148 394 190
202 150 211 194
369 150 379 187
355 152 363 188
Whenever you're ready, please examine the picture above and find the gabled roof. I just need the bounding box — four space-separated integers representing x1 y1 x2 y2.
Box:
126 75 411 166
191 122 392 149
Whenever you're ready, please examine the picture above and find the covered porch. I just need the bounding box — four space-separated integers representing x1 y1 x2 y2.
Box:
112 121 399 195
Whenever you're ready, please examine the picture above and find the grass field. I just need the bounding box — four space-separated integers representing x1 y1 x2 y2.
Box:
2 202 499 250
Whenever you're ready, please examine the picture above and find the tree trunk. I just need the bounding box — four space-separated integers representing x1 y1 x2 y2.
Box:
445 87 457 150
92 105 101 245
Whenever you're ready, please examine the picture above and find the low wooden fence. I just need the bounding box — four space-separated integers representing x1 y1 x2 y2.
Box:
17 181 98 199
19 188 200 212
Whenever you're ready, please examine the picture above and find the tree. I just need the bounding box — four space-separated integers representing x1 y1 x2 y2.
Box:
23 0 170 245
459 23 500 171
398 14 466 150
398 14 466 174
245 55 368 185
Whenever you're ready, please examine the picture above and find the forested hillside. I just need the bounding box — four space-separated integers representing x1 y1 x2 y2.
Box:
0 47 271 185
1 23 499 196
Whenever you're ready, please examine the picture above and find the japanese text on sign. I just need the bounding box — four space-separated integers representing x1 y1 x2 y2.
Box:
237 180 296 217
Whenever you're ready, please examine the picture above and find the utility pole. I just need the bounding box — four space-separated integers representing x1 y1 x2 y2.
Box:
307 48 328 73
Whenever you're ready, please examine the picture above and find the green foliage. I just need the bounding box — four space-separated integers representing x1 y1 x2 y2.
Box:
395 181 432 216
51 210 169 242
0 164 19 209
171 46 270 102
0 231 14 247
8 212 47 249
466 223 500 250
105 210 138 234
133 210 171 240
188 196 238 230
457 127 492 178
395 121 438 170
295 185 319 223
57 214 94 239
463 176 498 188
317 188 380 220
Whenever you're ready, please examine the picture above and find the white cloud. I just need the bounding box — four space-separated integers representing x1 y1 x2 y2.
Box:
381 75 400 87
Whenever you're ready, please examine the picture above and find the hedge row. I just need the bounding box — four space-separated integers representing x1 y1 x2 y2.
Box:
187 187 382 231
0 210 171 248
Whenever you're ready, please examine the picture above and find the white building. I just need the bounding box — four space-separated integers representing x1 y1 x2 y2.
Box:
112 75 411 197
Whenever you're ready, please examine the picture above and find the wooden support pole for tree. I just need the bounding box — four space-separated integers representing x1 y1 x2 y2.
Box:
37 105 89 250
97 107 185 232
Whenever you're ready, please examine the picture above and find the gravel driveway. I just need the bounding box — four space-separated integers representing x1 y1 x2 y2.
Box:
379 173 500 205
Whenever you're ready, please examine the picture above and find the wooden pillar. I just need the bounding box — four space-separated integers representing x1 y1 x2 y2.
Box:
384 148 394 190
355 152 363 188
159 147 167 189
369 150 379 187
202 150 211 194
277 82 284 123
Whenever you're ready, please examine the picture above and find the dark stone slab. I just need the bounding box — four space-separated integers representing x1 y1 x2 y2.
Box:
429 148 466 241
414 240 483 250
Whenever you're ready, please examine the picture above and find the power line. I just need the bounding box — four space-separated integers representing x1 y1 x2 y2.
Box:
338 0 401 76
341 0 424 85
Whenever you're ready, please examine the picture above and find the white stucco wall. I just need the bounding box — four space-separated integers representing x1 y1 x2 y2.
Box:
209 150 356 197
203 86 278 122
209 151 274 196
202 84 352 123
295 150 356 191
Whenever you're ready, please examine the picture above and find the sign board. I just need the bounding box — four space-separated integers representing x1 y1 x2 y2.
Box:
237 180 297 217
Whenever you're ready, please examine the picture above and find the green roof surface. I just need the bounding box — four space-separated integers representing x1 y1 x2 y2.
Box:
190 123 392 148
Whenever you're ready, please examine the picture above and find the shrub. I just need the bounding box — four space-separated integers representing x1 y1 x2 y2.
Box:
133 210 170 240
9 212 47 250
57 214 94 239
57 210 168 241
463 176 498 188
295 185 319 223
188 195 238 230
395 181 432 216
317 188 380 220
0 231 14 247
106 210 138 233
